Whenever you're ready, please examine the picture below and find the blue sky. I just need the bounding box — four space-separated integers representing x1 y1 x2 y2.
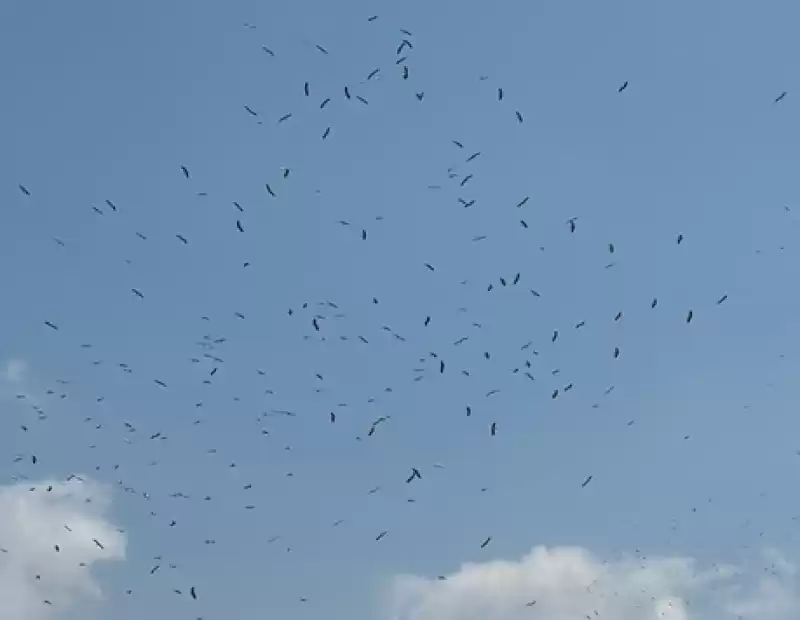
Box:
2 0 800 618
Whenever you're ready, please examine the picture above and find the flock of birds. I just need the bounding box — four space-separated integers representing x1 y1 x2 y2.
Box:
5 10 794 620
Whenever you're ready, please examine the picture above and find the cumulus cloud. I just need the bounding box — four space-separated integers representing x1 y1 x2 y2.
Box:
387 545 800 620
0 478 126 620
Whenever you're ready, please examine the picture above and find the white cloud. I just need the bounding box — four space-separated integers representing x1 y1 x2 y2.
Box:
0 478 126 620
387 545 800 620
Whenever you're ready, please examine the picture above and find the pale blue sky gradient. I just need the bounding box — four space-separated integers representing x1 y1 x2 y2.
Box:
2 1 800 618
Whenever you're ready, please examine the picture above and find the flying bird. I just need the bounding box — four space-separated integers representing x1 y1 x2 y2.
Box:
775 91 787 103
368 416 389 437
618 81 628 92
180 166 190 179
406 468 422 483
581 475 593 488
19 184 31 196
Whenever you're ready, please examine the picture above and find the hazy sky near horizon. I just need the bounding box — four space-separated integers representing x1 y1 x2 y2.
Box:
3 1 800 619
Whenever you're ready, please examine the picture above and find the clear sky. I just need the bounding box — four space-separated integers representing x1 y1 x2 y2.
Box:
2 1 800 619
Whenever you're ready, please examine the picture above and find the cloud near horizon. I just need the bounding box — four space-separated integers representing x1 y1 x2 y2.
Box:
387 545 800 620
0 478 126 620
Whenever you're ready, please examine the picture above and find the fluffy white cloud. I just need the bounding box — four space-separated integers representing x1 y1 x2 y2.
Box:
387 545 800 620
0 478 126 620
